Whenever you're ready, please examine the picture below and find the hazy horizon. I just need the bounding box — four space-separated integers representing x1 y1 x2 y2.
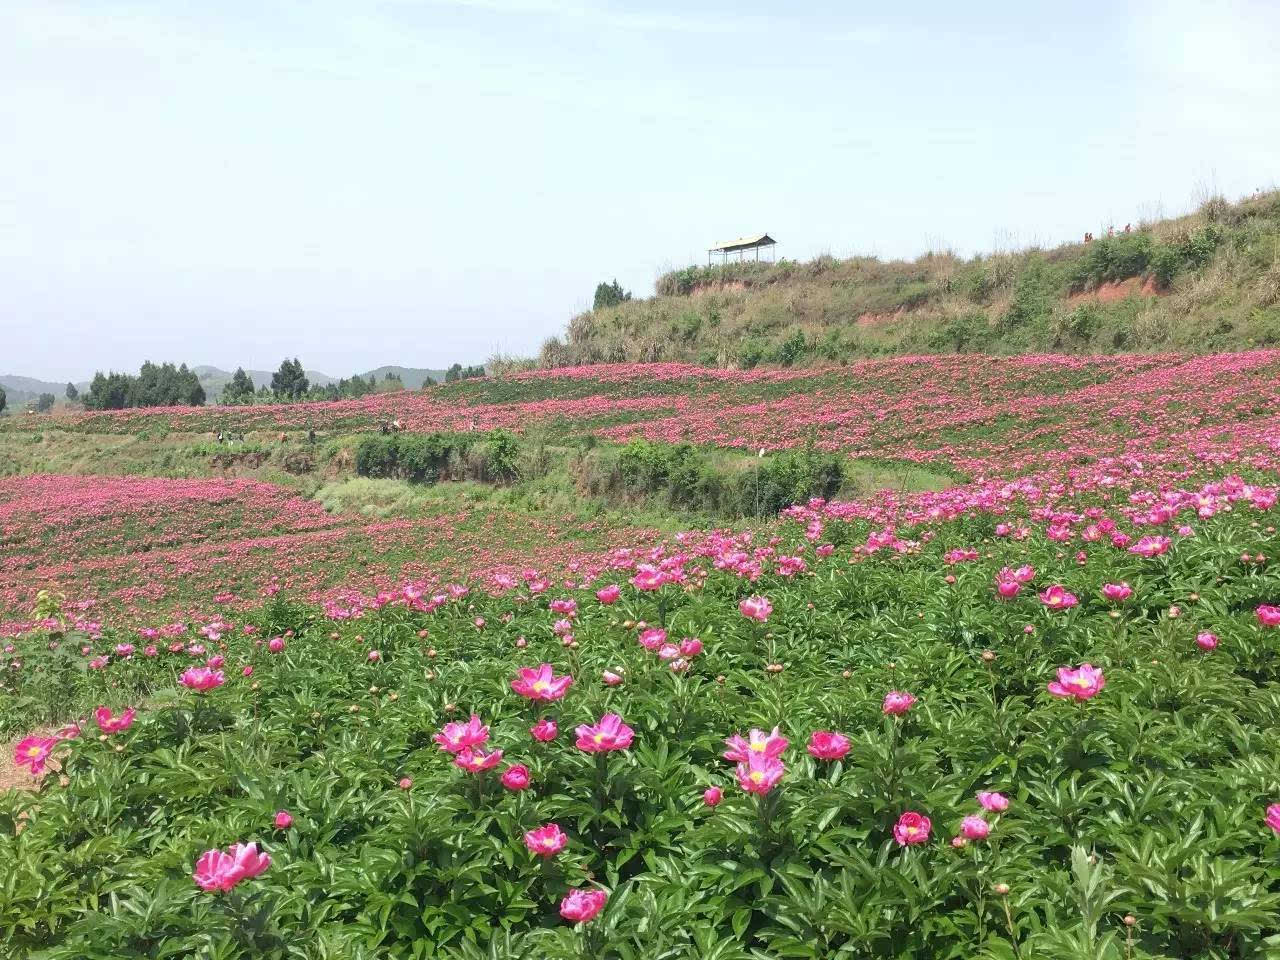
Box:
3 0 1278 382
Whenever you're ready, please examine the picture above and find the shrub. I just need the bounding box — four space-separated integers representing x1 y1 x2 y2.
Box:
1067 233 1154 291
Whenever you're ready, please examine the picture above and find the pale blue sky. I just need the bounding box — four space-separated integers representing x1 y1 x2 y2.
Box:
2 0 1277 380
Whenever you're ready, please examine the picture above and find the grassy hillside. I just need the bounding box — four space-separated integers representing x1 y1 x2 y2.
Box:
542 190 1280 368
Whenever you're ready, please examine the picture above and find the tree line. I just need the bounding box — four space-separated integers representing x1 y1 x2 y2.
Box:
54 358 486 411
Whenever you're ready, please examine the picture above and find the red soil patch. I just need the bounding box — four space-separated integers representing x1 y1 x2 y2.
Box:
1069 276 1163 305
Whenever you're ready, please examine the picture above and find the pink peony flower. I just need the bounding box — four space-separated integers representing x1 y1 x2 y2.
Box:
193 842 271 893
560 887 608 923
180 667 225 692
595 584 621 604
602 669 624 686
638 627 667 651
1257 605 1280 628
398 777 413 790
1047 663 1106 700
735 753 785 795
739 596 772 622
274 810 293 829
206 655 225 669
1196 631 1218 651
501 764 531 790
434 714 490 754
524 822 568 857
807 730 850 761
242 665 253 677
703 785 723 806
893 811 931 845
1129 535 1171 558
994 574 1022 599
14 735 58 775
1101 582 1132 602
530 718 558 742
1266 803 1280 835
367 649 381 662
454 747 503 773
510 663 573 702
977 791 1010 812
679 637 703 657
268 637 285 653
94 706 136 734
723 727 789 762
1039 585 1078 610
631 565 669 591
883 690 916 716
575 713 634 752
1012 565 1035 582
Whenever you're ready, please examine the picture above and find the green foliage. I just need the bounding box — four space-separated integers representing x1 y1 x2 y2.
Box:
445 363 485 383
593 279 633 310
0 385 5 414
221 368 256 405
928 312 991 352
83 363 206 410
355 433 477 484
354 432 518 486
603 438 844 518
483 429 521 483
1001 257 1058 331
774 331 808 367
33 393 55 413
270 358 309 401
64 382 78 402
1068 233 1154 291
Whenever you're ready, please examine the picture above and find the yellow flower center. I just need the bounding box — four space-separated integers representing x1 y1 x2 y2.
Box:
750 771 763 783
593 733 604 744
26 745 43 757
750 742 766 752
533 680 549 692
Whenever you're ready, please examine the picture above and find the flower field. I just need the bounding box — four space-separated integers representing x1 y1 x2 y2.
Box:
5 352 1280 958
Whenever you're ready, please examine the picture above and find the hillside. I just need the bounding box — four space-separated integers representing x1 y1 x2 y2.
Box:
542 189 1280 368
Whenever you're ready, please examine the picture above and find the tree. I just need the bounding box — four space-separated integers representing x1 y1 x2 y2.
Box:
593 278 632 310
35 393 56 413
271 358 309 401
84 371 132 410
445 363 485 383
82 363 205 410
65 383 79 401
0 385 6 414
222 367 256 405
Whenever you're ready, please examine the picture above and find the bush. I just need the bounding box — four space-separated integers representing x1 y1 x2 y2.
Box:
355 433 476 484
1002 257 1058 330
1067 233 1154 291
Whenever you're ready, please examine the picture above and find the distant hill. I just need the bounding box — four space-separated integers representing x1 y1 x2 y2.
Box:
0 375 81 412
542 189 1280 367
359 366 449 390
192 366 337 399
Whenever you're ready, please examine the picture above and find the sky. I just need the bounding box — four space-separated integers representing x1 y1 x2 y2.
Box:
2 0 1277 381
